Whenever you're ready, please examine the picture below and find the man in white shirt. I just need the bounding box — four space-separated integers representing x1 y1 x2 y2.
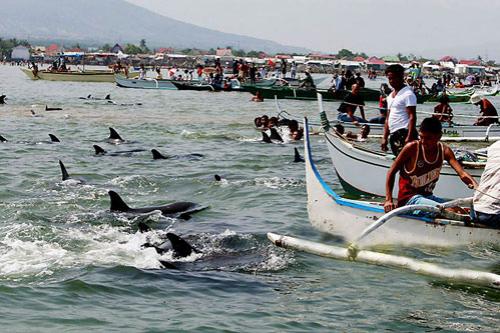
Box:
473 140 500 228
381 64 418 156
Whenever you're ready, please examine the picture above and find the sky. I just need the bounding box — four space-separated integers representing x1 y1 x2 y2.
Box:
127 0 500 60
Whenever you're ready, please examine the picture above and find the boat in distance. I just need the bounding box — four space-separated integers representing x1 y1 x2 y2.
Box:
115 74 177 89
21 68 115 83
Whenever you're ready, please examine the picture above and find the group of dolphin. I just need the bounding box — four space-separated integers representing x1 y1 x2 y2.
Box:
52 127 209 268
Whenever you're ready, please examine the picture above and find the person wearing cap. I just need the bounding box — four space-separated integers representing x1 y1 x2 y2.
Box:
472 140 500 228
470 95 499 126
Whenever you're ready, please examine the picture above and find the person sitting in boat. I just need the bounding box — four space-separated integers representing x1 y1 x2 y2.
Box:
337 84 367 124
369 108 387 124
432 95 453 124
382 64 418 156
138 64 146 80
288 120 303 141
384 117 477 214
472 140 500 228
470 95 499 126
298 71 316 90
251 91 264 102
155 67 163 80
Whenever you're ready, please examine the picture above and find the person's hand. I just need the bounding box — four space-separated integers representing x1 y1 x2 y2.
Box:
384 199 396 213
461 174 478 189
381 139 388 152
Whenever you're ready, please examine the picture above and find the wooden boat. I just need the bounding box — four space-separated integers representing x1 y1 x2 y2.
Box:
322 122 484 199
246 85 388 102
115 74 177 90
21 68 115 83
330 120 500 140
424 93 471 103
303 117 499 246
171 81 215 91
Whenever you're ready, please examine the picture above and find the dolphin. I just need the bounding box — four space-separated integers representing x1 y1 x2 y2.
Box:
93 144 145 156
108 190 205 219
141 232 201 269
214 174 222 181
293 148 304 163
45 105 63 111
262 132 272 143
269 128 284 142
151 149 168 160
108 127 125 144
59 160 71 181
0 135 7 143
49 134 61 143
151 149 203 160
58 160 85 184
0 95 6 104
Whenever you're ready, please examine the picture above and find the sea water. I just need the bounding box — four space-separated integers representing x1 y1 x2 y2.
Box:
0 66 498 332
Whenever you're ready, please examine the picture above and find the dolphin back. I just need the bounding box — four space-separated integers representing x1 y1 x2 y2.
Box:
108 191 131 212
108 127 123 141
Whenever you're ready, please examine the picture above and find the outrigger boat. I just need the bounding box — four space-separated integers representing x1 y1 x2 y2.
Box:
246 85 389 102
265 117 499 289
302 117 499 246
171 81 215 91
21 67 115 83
115 74 177 90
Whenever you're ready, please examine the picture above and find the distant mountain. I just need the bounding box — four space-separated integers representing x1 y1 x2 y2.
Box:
0 0 309 54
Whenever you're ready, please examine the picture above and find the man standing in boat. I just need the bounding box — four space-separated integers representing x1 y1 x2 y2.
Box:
381 64 418 156
384 117 477 213
337 83 367 123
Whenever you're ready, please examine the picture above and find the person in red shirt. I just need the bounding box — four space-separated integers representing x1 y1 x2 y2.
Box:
384 117 477 213
470 95 499 126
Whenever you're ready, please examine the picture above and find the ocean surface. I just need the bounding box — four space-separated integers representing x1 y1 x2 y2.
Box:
0 65 498 332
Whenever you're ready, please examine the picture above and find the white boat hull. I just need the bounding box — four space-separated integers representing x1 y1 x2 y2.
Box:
324 130 482 199
115 74 177 90
304 118 499 246
332 120 500 140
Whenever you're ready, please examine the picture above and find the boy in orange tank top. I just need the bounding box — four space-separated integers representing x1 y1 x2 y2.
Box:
384 117 478 213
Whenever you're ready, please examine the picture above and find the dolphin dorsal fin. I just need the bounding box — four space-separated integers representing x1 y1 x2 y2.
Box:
49 134 60 142
270 128 284 142
294 148 304 163
93 144 106 155
262 132 271 143
105 94 111 100
166 233 196 258
108 191 131 212
87 94 92 99
151 149 167 160
59 160 70 181
108 127 123 141
0 135 7 142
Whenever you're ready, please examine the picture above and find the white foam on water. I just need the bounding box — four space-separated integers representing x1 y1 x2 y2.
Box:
0 223 166 280
254 177 302 189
